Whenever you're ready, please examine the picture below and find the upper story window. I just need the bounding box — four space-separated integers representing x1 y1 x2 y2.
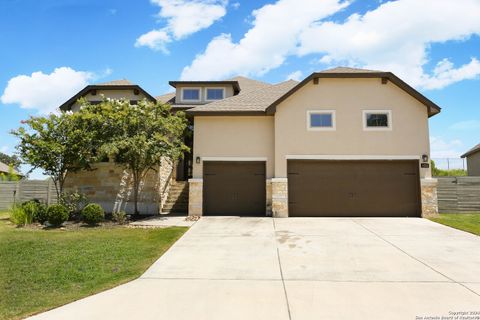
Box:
206 88 225 101
307 110 336 131
363 110 392 131
182 88 200 101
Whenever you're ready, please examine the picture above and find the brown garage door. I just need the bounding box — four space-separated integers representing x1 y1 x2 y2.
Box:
287 160 421 217
203 161 266 216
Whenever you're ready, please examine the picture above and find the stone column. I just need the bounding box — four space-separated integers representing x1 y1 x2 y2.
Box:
271 178 288 218
421 178 438 217
188 178 203 216
266 179 272 216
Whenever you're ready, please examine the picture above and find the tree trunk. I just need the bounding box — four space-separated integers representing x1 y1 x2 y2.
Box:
133 173 140 215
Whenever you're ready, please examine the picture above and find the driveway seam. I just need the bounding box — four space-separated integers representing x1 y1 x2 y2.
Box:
352 219 480 297
272 218 293 320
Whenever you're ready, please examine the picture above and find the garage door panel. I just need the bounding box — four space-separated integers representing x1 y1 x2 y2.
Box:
204 161 266 216
288 160 420 217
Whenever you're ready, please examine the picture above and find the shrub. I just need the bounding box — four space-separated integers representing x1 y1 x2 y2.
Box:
82 203 104 225
47 204 69 227
35 203 49 224
59 192 88 218
112 211 128 225
21 200 39 224
10 205 29 226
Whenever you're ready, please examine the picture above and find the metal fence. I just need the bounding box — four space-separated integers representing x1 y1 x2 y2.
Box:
0 180 57 210
431 158 466 171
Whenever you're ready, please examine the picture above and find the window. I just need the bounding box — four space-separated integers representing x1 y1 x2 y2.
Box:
206 88 224 100
307 110 336 131
363 110 392 130
182 88 200 101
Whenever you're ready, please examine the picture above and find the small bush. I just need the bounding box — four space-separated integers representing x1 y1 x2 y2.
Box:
82 203 104 225
21 200 39 224
10 205 29 226
47 204 69 227
112 211 128 225
59 192 88 218
35 203 49 224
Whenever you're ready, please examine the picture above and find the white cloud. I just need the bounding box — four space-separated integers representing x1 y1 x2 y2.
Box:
182 0 480 88
1 67 93 114
450 120 480 131
0 145 8 154
181 0 349 80
285 70 303 81
298 0 480 89
232 2 240 9
135 0 228 52
430 136 464 158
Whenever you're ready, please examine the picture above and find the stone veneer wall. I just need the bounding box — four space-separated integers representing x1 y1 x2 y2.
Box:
271 178 288 218
266 179 272 216
188 179 203 216
420 178 439 217
64 158 174 215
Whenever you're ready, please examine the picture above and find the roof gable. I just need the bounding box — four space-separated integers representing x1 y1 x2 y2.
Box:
265 69 441 117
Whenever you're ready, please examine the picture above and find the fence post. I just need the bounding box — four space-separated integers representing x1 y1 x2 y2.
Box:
46 179 52 205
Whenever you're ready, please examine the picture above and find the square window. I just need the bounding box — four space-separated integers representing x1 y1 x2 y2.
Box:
206 88 224 100
308 111 335 130
182 88 200 101
364 110 391 130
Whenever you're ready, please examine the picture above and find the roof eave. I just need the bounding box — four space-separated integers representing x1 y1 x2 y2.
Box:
186 110 267 116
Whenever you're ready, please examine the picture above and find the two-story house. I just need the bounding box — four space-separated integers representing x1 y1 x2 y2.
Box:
60 67 441 217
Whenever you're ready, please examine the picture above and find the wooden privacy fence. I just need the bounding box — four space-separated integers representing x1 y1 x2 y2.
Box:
437 177 480 213
0 180 57 210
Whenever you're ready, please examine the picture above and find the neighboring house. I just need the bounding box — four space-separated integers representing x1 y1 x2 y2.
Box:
60 67 441 217
0 162 21 177
461 144 480 176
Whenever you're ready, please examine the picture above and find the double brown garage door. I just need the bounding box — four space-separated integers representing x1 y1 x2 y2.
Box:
288 160 421 217
203 161 266 216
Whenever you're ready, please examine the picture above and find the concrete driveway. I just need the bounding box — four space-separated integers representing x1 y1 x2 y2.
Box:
30 217 480 320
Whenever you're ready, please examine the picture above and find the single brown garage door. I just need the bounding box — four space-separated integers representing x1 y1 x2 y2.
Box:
203 161 266 216
288 160 421 217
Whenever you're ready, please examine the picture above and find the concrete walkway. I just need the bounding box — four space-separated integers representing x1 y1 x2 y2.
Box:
29 217 480 320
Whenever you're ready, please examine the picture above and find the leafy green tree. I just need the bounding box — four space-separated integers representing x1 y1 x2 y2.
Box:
0 152 21 170
11 112 99 198
80 99 189 215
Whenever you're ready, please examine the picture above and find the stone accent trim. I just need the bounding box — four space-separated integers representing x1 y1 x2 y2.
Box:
421 178 438 217
272 178 288 218
188 178 203 216
266 179 272 216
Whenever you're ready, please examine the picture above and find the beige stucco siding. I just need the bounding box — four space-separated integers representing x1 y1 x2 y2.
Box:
192 116 274 178
71 89 148 112
274 78 431 178
467 152 480 176
176 85 234 104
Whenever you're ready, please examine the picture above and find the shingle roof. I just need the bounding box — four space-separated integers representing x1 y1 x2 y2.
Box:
187 80 298 114
461 144 480 158
96 79 134 86
156 92 176 104
319 66 383 73
227 76 271 94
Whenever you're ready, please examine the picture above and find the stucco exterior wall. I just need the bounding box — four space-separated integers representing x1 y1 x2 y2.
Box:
467 152 480 176
191 116 275 178
274 78 431 178
70 89 148 112
175 85 235 104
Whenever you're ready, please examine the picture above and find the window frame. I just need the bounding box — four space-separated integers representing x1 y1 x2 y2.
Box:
307 110 336 131
181 87 201 102
363 109 392 131
205 87 225 101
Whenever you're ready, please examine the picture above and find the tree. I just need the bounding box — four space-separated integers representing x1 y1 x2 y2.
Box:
80 99 189 215
11 112 99 198
0 152 21 170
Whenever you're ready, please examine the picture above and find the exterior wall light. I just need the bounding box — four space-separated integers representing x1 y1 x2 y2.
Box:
196 156 201 164
422 154 429 162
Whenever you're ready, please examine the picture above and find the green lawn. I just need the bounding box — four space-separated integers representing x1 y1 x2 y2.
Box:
0 210 187 320
429 213 480 236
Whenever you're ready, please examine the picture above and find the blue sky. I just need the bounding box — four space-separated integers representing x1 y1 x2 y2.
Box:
1 0 479 177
